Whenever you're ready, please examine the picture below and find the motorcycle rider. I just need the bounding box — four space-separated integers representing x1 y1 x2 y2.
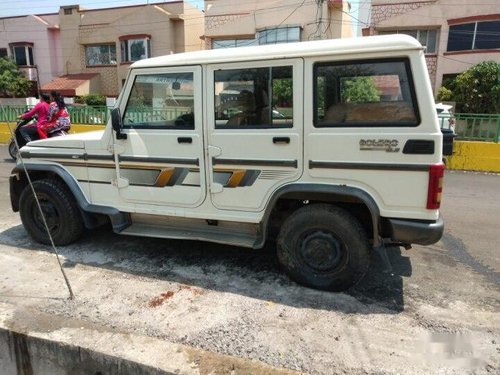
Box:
38 91 71 139
16 93 51 142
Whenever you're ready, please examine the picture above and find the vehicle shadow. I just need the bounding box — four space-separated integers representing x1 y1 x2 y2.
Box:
0 224 411 314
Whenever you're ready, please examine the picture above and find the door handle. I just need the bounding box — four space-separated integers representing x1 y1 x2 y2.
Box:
273 137 290 144
178 137 192 144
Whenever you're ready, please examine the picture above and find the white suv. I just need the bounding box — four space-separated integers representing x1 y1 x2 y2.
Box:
10 35 444 291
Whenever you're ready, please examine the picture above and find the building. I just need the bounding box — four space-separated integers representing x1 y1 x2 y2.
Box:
0 13 62 95
53 2 204 96
0 1 204 97
365 0 500 94
203 0 354 49
356 0 372 37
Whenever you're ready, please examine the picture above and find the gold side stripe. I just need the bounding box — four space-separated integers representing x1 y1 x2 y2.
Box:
226 169 246 188
154 168 176 187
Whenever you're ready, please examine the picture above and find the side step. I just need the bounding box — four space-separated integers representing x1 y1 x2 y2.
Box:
120 213 260 248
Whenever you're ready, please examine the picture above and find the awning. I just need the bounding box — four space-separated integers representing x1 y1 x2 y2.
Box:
41 73 100 96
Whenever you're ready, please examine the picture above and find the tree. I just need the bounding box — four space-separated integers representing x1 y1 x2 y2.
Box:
0 58 32 97
438 61 500 114
341 77 380 102
272 78 293 107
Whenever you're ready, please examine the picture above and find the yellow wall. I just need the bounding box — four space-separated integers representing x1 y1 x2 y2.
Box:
447 141 500 173
0 122 105 143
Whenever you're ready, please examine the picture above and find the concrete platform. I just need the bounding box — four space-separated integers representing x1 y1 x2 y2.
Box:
0 302 298 374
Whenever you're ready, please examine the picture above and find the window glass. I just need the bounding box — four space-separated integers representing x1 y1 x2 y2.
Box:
214 66 293 128
314 59 419 127
447 24 475 51
28 47 34 66
400 30 417 39
475 21 500 49
121 38 150 62
258 26 301 45
276 28 288 43
418 30 428 46
427 30 437 53
236 39 258 47
212 39 257 49
213 39 236 49
85 44 116 66
11 45 33 66
288 27 300 42
13 46 27 66
389 29 437 53
123 72 194 129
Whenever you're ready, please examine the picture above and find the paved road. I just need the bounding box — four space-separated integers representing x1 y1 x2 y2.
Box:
0 145 498 374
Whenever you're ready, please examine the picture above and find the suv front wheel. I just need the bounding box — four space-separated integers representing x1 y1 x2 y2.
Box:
19 178 84 246
277 204 370 291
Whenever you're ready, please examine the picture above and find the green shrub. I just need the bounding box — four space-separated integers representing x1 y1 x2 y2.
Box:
75 94 106 106
437 86 453 101
452 61 500 114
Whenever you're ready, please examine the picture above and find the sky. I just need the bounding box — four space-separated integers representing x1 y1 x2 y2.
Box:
0 0 205 17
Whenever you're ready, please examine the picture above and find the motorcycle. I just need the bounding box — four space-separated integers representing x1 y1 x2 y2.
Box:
8 116 68 160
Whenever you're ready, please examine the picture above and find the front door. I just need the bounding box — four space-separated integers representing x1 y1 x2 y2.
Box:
115 66 205 209
206 59 303 211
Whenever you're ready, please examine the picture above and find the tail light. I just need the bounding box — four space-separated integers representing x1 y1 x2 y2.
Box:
427 163 445 209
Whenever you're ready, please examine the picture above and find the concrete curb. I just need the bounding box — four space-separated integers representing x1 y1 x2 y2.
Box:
0 327 168 375
0 303 299 375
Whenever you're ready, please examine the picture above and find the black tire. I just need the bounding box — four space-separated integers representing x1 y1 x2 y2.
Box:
19 178 83 246
277 204 370 291
8 140 17 160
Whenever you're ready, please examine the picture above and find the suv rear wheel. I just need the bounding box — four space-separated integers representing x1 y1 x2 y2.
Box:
277 204 370 291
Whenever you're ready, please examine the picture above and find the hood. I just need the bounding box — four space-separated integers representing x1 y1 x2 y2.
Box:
25 130 105 149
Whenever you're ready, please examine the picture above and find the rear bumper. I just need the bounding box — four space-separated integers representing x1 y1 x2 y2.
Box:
386 214 444 246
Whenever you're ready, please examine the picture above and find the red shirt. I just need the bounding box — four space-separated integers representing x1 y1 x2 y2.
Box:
22 101 50 126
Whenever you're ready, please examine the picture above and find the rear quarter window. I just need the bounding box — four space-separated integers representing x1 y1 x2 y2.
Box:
314 58 420 127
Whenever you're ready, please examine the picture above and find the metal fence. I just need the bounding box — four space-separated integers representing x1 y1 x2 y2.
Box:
454 113 500 143
123 107 190 124
68 106 108 125
0 105 109 125
1 104 499 143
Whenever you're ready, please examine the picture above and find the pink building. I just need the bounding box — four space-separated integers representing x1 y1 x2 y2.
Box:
0 1 204 97
0 13 62 95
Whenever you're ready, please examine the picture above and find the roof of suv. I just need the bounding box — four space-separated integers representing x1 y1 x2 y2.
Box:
132 34 423 69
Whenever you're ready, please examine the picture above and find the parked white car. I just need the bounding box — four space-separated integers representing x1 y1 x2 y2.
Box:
10 35 444 291
436 103 456 133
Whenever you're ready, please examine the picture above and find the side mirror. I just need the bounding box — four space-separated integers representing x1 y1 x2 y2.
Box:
172 81 181 90
111 108 127 140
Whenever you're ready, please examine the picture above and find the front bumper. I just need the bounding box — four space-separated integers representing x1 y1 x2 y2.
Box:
9 173 21 212
386 214 444 246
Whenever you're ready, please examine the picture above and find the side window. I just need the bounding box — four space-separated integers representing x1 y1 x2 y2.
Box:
123 72 194 129
214 66 293 128
314 59 419 127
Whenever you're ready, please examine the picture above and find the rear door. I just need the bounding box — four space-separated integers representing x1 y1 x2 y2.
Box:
206 59 303 211
304 56 438 220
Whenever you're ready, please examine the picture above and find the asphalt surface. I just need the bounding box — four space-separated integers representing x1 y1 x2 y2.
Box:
0 145 498 374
